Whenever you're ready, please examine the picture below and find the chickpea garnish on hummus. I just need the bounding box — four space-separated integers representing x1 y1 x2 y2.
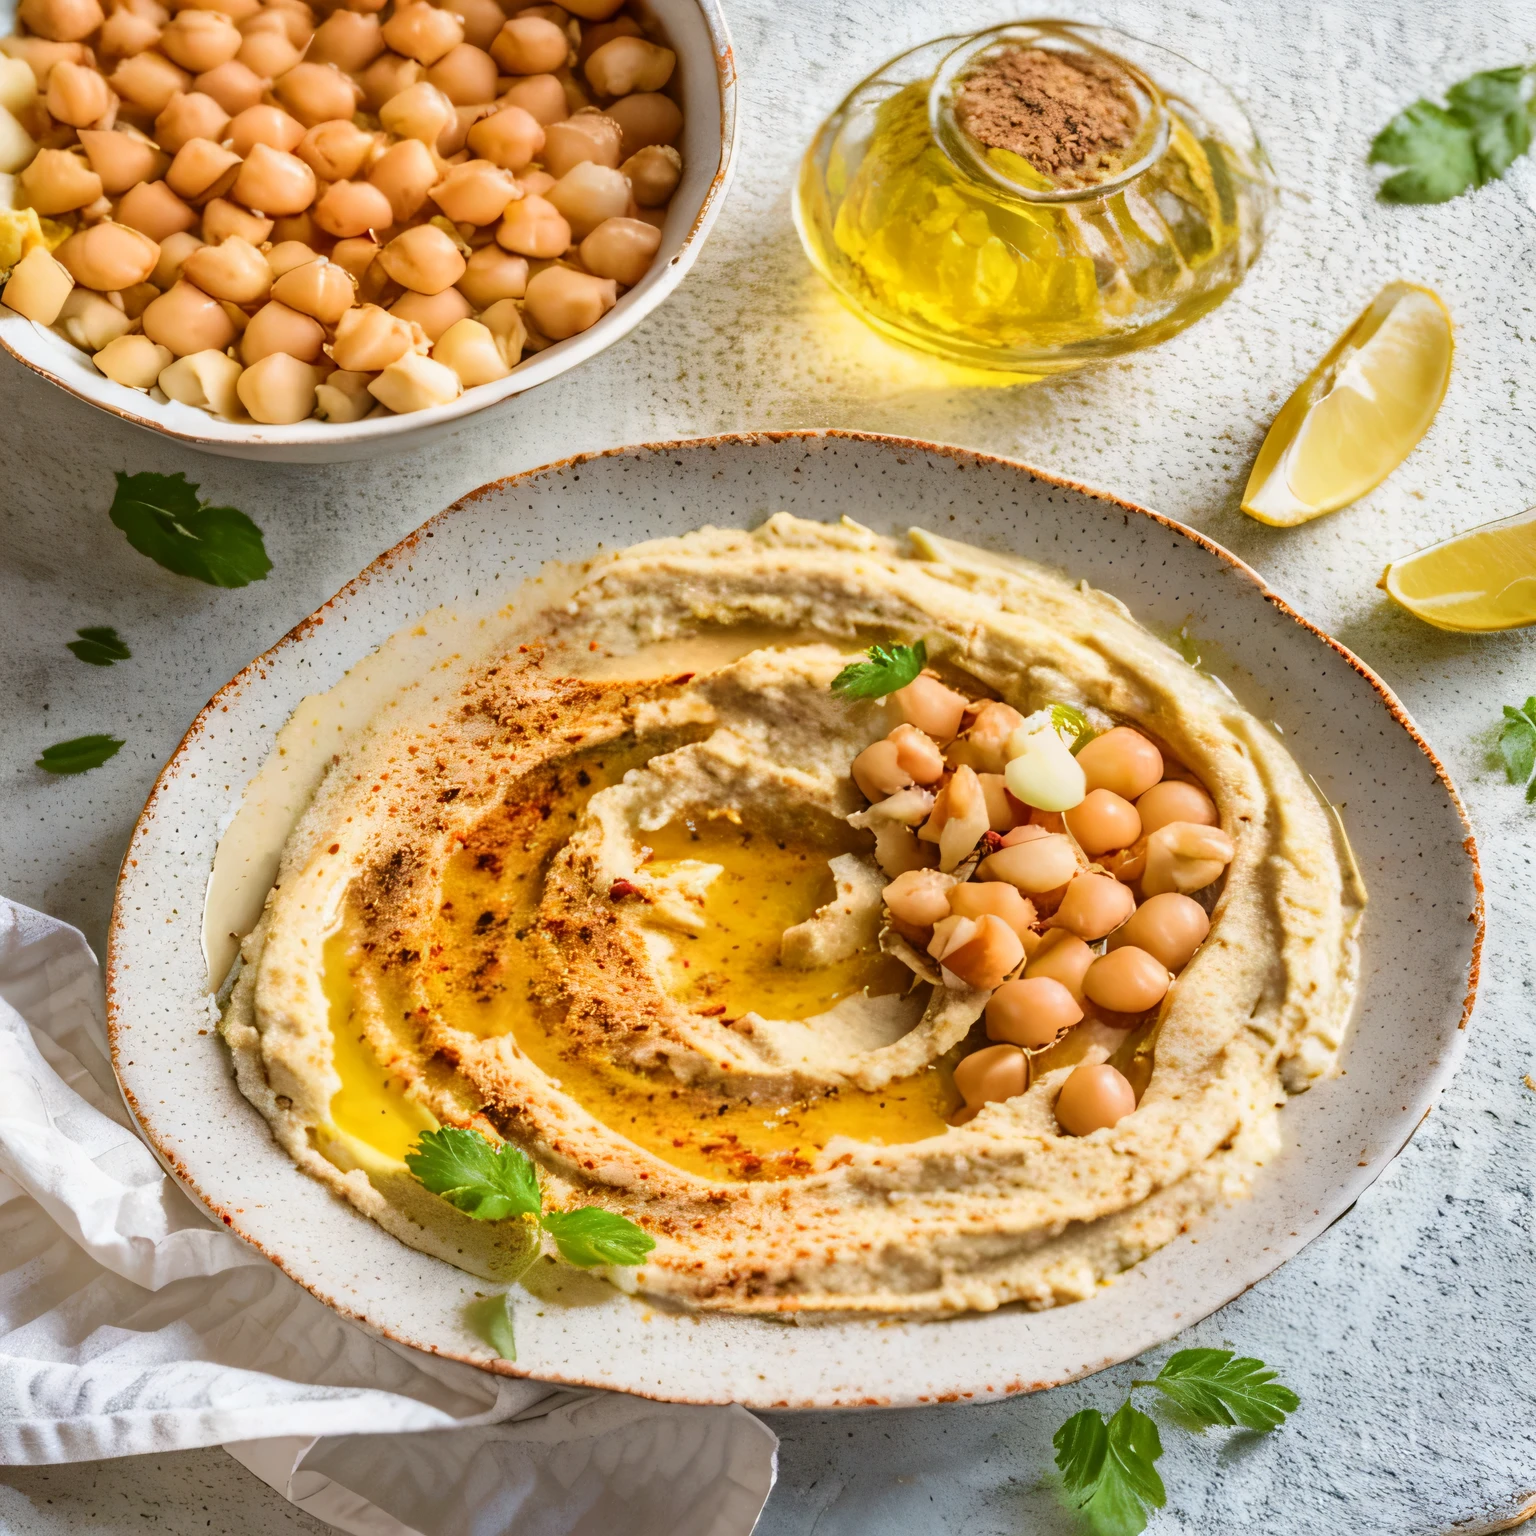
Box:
222 516 1364 1317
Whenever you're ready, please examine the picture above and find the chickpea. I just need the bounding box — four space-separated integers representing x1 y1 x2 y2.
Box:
518 167 555 196
498 72 567 125
545 158 628 240
583 36 674 98
381 2 462 66
918 762 990 871
55 220 159 290
166 136 241 201
971 772 1016 832
193 59 266 115
379 79 453 143
44 60 112 127
490 15 568 75
227 104 303 157
577 16 641 66
455 242 525 306
141 277 236 355
358 51 421 112
157 345 243 415
1 35 86 87
558 0 624 19
607 91 681 158
367 135 437 220
236 349 318 422
1062 788 1141 857
150 228 202 288
451 0 504 50
1135 779 1217 837
263 239 315 278
1 244 74 323
328 234 381 280
426 42 497 105
1055 1063 1136 1136
313 367 375 422
377 221 464 294
1076 727 1164 801
201 195 272 244
947 880 1037 945
891 672 968 744
578 214 658 286
849 737 910 802
269 255 354 324
495 190 568 257
327 300 418 369
881 721 942 786
236 26 301 78
367 347 460 412
466 101 543 169
950 700 1024 775
57 288 132 352
389 283 469 341
117 279 160 317
882 866 955 931
1024 928 1094 1005
231 142 316 215
952 1042 1028 1111
540 109 619 177
18 0 104 44
296 118 375 181
181 233 270 301
1083 946 1170 1015
309 177 389 239
272 62 358 128
977 832 1077 895
620 141 680 206
93 331 173 387
938 912 1025 992
19 147 102 214
422 159 514 227
986 975 1082 1049
423 314 498 386
110 51 192 113
1046 873 1135 943
1141 822 1234 898
477 294 524 363
99 9 163 61
249 1 314 51
158 10 242 72
1108 892 1209 973
307 9 383 70
239 298 323 364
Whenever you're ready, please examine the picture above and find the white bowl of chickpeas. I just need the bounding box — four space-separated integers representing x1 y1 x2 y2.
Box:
0 0 733 460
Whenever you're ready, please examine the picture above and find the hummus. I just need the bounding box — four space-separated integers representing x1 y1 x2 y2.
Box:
221 515 1363 1316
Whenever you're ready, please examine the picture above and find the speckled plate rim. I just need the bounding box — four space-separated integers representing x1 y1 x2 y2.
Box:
0 0 737 461
106 430 1483 1409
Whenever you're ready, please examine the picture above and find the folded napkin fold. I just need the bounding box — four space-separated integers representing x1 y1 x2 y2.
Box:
0 896 777 1535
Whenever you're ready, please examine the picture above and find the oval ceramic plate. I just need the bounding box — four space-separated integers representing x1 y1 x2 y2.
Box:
107 433 1481 1409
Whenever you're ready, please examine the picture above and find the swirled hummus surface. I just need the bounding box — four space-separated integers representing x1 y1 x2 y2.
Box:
222 516 1362 1316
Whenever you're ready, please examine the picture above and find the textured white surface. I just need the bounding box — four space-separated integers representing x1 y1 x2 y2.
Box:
1 0 1533 1528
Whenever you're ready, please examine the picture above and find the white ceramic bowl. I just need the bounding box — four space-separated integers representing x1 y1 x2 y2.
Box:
0 0 736 463
107 433 1481 1408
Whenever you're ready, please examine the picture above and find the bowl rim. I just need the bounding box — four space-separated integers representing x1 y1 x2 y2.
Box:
0 0 739 451
104 429 1485 1405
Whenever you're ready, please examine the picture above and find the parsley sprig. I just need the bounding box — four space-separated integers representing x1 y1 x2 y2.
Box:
831 639 927 699
1498 697 1536 800
1371 65 1536 202
406 1126 655 1268
1050 702 1091 748
67 626 131 667
35 734 124 775
1054 1349 1299 1535
109 470 271 588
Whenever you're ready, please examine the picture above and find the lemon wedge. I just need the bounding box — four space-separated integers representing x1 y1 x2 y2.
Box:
1379 507 1536 631
1242 282 1452 526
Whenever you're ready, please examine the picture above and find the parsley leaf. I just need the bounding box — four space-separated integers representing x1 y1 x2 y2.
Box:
1370 65 1536 202
1499 698 1536 801
109 471 271 588
467 1291 517 1361
404 1127 542 1222
66 626 131 667
831 640 927 700
1142 1348 1300 1432
1050 702 1091 748
540 1206 656 1267
1055 1403 1165 1536
36 734 124 774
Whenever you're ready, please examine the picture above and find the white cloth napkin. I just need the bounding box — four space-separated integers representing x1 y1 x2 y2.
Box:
0 896 777 1535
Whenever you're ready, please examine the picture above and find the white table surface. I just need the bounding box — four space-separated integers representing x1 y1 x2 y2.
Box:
4 0 1536 1530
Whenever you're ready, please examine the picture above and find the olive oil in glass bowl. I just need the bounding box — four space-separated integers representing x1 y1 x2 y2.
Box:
794 21 1278 377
